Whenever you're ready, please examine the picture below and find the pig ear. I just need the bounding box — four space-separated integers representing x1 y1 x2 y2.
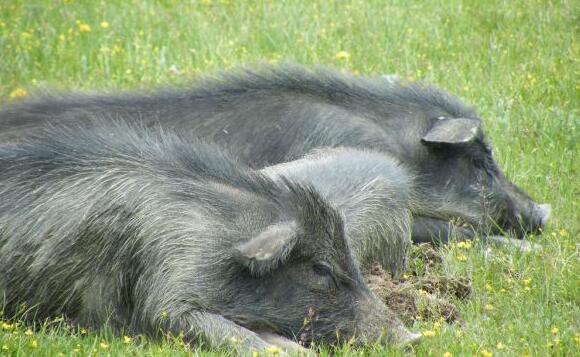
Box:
422 118 482 146
234 222 299 276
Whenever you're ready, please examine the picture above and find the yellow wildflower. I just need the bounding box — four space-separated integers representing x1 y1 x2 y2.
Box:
80 328 87 335
123 335 132 344
252 352 259 357
485 284 494 292
443 352 452 357
550 326 558 335
422 330 436 337
496 342 505 349
25 329 33 336
456 241 472 249
100 21 109 29
456 254 468 262
335 51 351 60
480 350 492 357
265 345 282 354
100 341 109 349
558 229 568 237
484 304 494 311
78 23 91 33
9 88 27 99
31 340 38 348
2 345 8 351
73 348 81 353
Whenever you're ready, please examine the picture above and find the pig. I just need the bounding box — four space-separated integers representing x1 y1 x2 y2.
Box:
261 147 413 277
0 64 550 243
261 146 541 280
0 120 421 354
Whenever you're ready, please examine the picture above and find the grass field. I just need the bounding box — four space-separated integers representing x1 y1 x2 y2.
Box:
0 0 578 356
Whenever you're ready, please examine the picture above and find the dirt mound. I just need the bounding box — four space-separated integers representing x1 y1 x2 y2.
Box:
364 244 471 324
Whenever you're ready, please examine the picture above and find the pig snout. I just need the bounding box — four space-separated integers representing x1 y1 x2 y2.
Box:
354 293 422 348
517 202 551 236
356 320 422 348
536 203 551 227
388 329 422 347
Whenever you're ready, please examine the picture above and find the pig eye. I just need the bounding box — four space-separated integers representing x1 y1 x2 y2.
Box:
313 263 332 276
313 263 339 288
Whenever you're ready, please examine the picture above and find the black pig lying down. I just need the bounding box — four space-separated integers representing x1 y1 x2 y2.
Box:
0 121 421 354
0 65 550 243
262 147 413 277
262 147 542 257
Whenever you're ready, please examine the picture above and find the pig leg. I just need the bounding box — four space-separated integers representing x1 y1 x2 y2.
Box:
482 235 542 253
411 216 475 244
166 310 281 354
412 218 542 252
257 332 312 355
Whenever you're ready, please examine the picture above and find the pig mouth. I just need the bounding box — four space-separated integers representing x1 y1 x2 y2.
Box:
426 203 550 241
413 186 550 240
486 202 551 239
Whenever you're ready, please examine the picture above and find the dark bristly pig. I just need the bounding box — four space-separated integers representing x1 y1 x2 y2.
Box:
0 65 549 243
0 121 421 354
261 146 541 279
261 147 414 277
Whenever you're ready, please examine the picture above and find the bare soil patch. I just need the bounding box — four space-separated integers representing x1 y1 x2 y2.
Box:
364 244 471 324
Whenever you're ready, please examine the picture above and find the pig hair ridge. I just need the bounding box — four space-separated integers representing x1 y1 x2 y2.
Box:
196 63 478 120
0 63 478 133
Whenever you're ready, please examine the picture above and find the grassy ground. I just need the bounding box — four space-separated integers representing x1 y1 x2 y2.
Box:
0 0 578 356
